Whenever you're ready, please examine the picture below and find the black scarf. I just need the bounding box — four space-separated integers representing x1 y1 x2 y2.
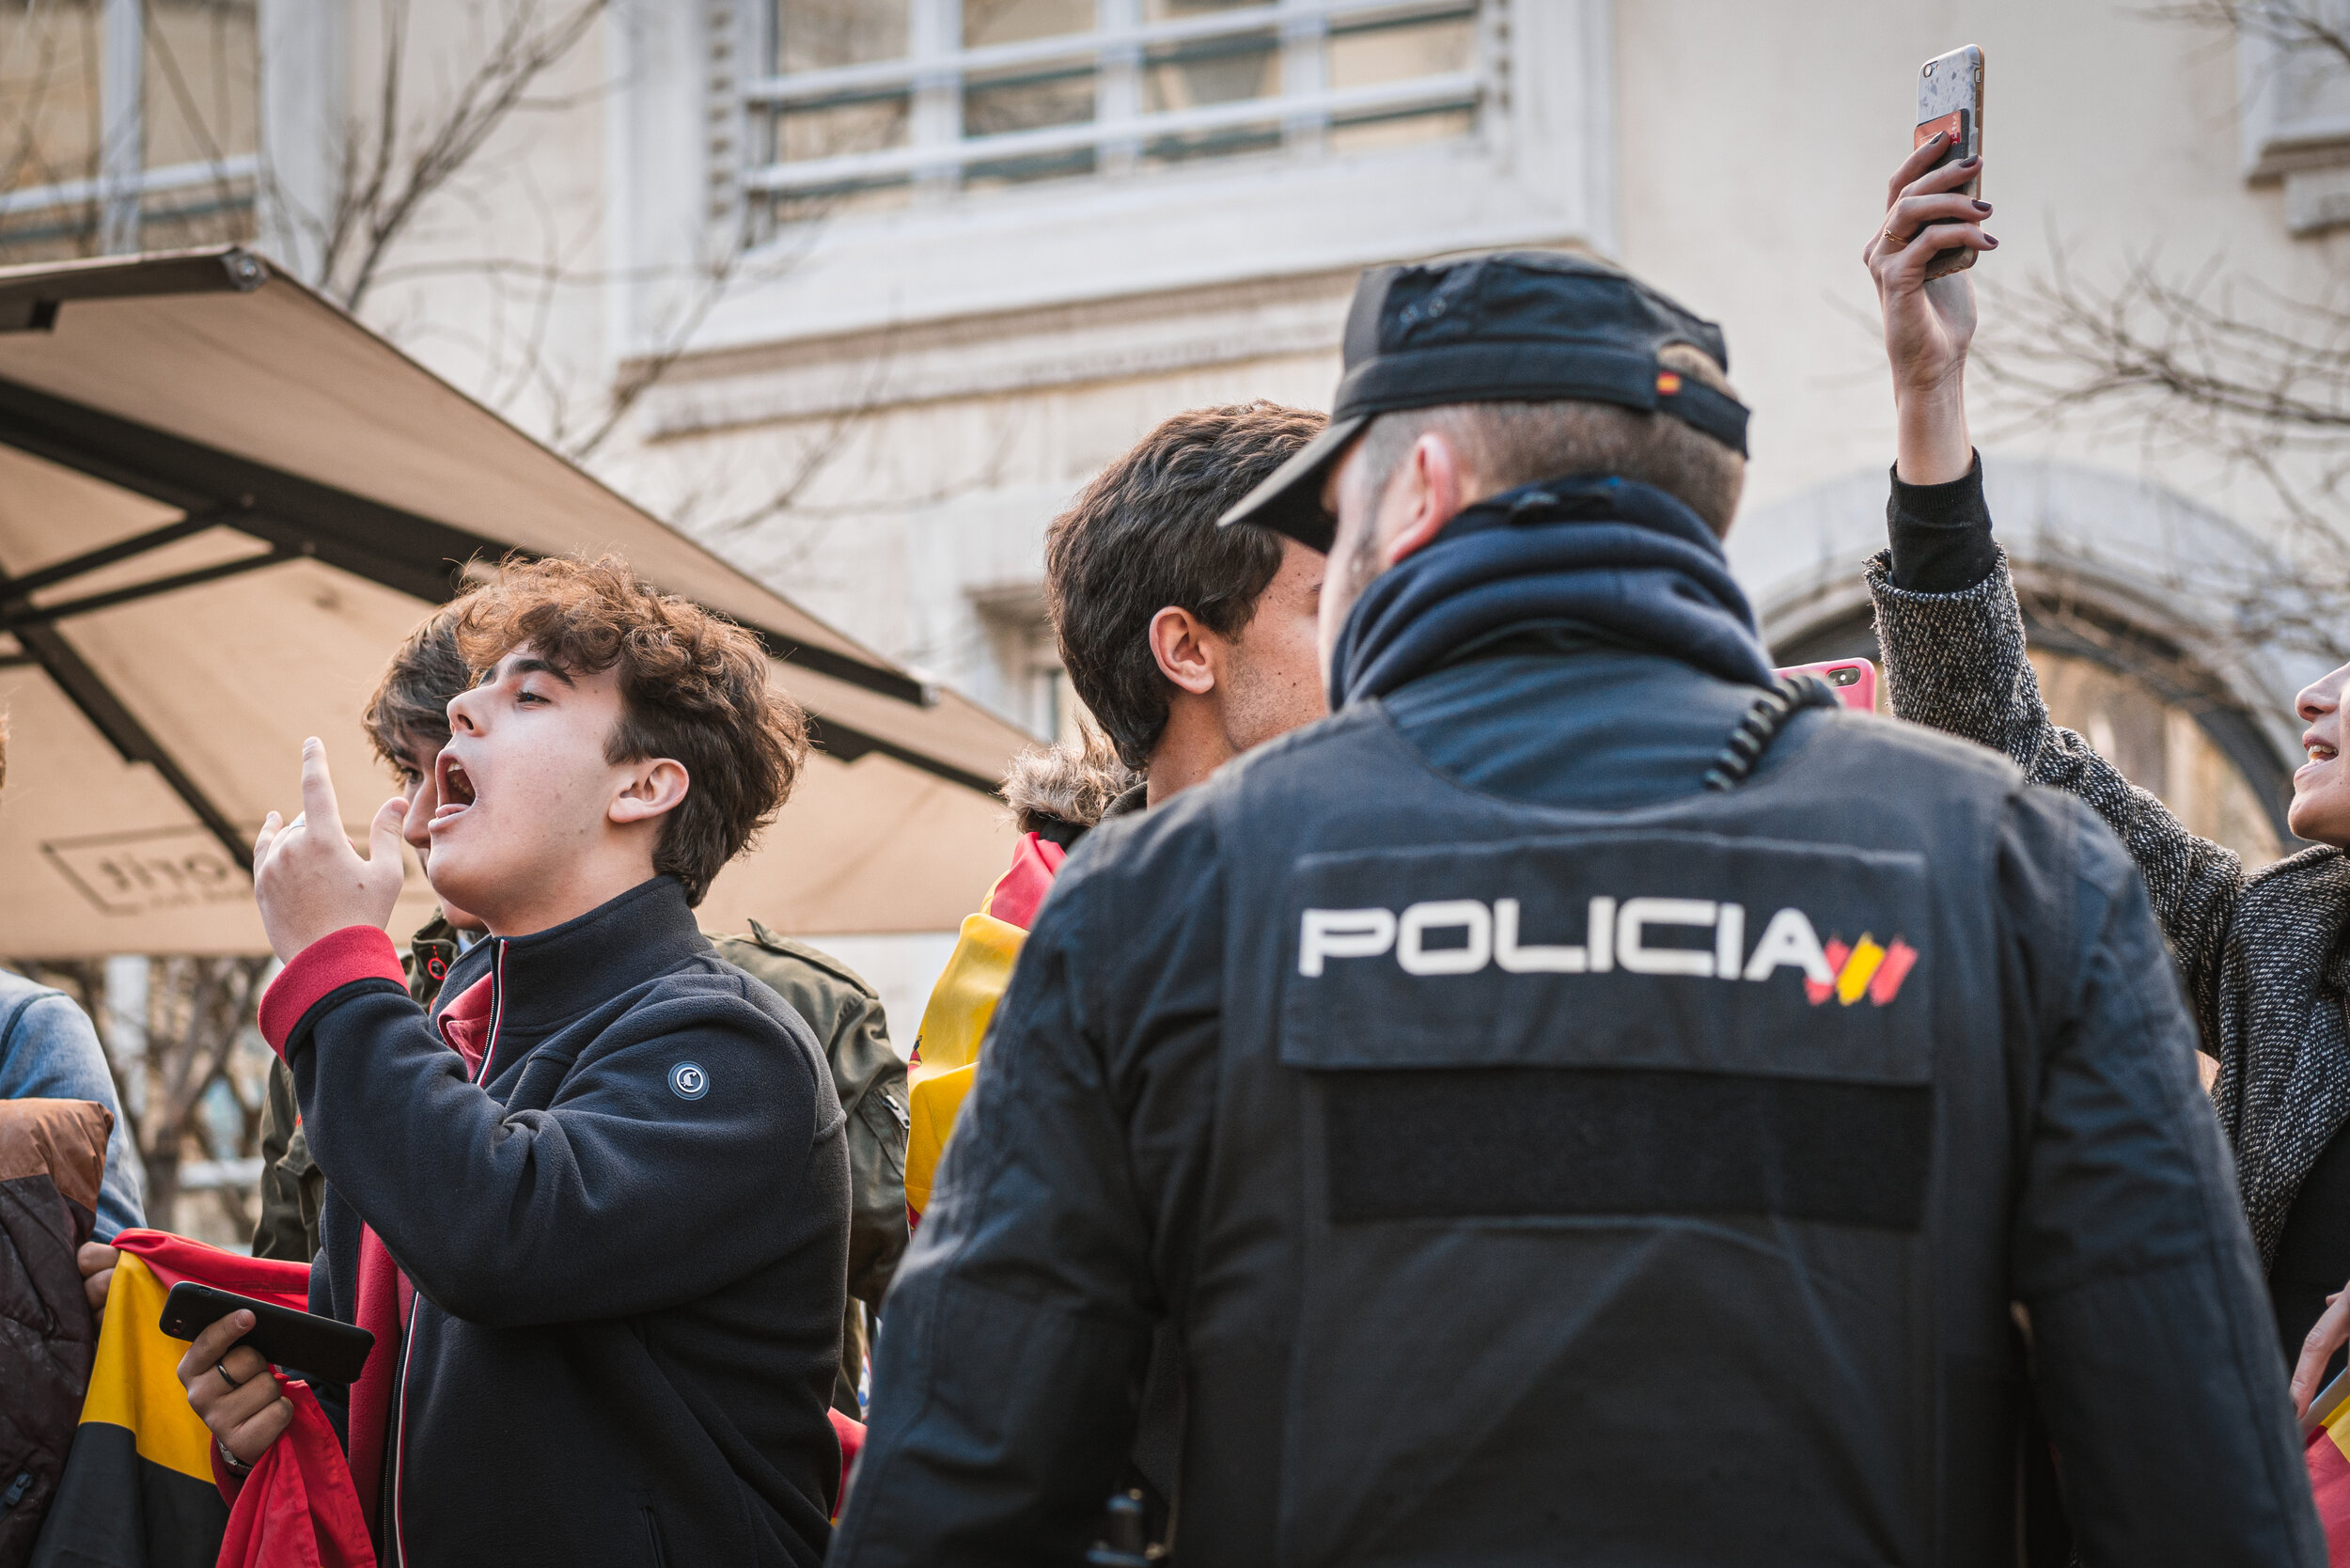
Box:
1326 474 1775 708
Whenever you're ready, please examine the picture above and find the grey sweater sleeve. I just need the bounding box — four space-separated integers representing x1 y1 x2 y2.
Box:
1866 542 2248 1036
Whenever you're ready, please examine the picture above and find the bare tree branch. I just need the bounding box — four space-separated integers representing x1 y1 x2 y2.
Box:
2147 0 2350 69
1978 242 2350 664
318 0 608 312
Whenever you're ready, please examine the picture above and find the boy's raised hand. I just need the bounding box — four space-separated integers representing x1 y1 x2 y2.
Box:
253 738 408 964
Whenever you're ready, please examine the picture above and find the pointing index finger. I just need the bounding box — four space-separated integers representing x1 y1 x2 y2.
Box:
297 738 342 841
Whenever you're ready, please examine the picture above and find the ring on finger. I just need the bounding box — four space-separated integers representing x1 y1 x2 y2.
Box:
216 1359 243 1390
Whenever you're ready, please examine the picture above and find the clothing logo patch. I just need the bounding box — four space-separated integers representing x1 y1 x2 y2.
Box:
1297 898 1919 1008
669 1061 710 1101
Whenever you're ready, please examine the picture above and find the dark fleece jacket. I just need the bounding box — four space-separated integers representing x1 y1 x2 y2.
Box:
260 877 850 1568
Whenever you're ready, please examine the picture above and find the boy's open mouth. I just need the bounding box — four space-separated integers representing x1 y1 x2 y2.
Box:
435 754 478 821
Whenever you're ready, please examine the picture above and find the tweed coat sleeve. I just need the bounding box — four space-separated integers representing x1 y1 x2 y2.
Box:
1867 550 2247 1037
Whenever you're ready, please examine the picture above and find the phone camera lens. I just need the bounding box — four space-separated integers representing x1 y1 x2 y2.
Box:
1831 668 1858 685
1923 61 1936 76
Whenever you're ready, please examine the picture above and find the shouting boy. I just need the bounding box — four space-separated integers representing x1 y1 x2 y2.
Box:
181 558 850 1566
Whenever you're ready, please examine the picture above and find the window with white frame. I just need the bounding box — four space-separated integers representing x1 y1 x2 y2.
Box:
748 0 1488 226
636 0 1602 354
0 0 259 262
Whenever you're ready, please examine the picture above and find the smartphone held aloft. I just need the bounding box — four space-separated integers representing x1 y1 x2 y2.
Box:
1915 44 1986 280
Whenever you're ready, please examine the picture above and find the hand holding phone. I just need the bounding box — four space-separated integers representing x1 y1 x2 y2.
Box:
1914 46 1985 280
160 1280 375 1385
174 1306 295 1471
1869 51 1996 487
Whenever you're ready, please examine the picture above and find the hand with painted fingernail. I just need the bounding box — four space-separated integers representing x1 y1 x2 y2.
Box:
1864 140 1998 485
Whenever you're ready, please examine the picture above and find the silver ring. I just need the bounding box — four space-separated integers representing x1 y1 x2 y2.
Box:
216 1358 243 1389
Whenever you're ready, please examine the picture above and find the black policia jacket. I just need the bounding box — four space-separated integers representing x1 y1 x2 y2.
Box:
834 651 2319 1567
264 878 849 1568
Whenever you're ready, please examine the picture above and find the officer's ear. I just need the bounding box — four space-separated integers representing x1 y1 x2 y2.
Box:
1382 431 1465 568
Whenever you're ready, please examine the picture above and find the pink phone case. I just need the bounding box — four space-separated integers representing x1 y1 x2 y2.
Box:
1776 658 1878 713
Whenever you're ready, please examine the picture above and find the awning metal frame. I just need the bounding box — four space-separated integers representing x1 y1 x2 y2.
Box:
0 250 999 875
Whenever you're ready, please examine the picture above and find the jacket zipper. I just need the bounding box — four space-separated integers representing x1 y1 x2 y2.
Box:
392 936 507 1563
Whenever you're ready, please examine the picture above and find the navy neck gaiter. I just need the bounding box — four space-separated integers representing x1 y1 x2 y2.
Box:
1325 474 1775 709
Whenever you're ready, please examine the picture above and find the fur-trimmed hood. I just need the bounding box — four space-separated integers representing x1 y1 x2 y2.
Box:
1000 732 1140 839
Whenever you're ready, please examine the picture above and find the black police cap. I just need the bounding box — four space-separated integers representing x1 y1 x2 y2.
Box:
1218 250 1748 552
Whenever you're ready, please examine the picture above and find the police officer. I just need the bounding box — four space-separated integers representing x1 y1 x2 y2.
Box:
832 253 2321 1565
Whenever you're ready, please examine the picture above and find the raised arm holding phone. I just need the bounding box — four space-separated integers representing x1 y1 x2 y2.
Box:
1865 133 2350 1417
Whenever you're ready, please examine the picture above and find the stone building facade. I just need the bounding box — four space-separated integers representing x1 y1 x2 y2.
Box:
8 0 2341 1024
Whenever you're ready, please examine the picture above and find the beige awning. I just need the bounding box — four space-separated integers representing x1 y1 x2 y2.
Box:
0 248 1024 956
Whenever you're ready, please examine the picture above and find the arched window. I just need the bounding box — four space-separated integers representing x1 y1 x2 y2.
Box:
1739 457 2303 871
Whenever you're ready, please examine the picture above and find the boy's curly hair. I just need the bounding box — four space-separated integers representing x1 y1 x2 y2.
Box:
455 556 808 905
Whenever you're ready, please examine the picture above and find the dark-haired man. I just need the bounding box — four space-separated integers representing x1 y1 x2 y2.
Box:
905 400 1328 1184
892 400 1326 1547
179 557 850 1567
1046 399 1329 802
835 252 2315 1564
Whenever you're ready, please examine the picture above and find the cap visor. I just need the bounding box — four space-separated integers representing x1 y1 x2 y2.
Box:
1214 413 1367 554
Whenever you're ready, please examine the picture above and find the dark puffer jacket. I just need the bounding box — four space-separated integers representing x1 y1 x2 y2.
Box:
0 1098 111 1568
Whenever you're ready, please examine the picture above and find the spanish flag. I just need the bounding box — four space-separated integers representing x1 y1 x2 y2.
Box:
904 831 1064 1221
31 1231 308 1568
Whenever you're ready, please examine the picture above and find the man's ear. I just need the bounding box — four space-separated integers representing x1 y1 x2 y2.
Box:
1148 605 1218 697
609 758 690 825
1383 431 1465 568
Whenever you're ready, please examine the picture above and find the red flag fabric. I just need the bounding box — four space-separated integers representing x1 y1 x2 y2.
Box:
830 1407 864 1520
111 1229 310 1307
109 1231 374 1568
2308 1420 2350 1561
213 1378 375 1568
979 833 1065 932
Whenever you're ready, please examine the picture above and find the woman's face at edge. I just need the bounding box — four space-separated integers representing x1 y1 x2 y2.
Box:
2291 661 2350 848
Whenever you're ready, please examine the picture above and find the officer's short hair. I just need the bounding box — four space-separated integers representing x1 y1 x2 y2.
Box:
362 596 476 770
1046 401 1327 772
1354 345 1747 536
